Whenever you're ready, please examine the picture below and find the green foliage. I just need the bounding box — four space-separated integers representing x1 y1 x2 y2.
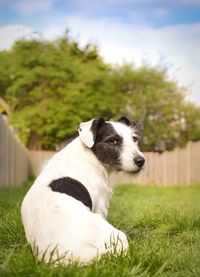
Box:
0 36 200 150
0 182 200 276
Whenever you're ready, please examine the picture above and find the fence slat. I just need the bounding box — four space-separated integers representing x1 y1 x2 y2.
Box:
29 142 200 186
1 113 199 187
0 115 30 188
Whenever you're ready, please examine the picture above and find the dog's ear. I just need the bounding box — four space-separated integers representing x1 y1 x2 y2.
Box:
117 116 132 126
117 116 139 128
78 118 105 148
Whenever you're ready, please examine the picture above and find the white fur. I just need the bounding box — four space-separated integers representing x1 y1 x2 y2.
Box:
110 122 145 172
78 119 95 148
21 120 144 265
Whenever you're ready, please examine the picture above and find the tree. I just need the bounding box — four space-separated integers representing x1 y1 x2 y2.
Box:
109 64 200 151
0 36 199 151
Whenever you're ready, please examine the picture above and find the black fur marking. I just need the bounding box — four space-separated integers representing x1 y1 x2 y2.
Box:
117 116 142 143
117 116 138 128
117 116 133 127
49 177 92 210
92 122 123 169
90 117 105 143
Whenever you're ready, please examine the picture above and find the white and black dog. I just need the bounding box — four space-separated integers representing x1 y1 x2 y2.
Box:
21 116 145 265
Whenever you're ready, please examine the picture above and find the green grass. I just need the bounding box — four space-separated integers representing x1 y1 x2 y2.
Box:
0 181 200 277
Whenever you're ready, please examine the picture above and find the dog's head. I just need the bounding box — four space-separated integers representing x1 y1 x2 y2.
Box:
78 116 145 173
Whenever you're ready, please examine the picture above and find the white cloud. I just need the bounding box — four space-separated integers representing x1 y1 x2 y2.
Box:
0 25 32 50
42 16 200 104
12 0 53 15
0 19 199 105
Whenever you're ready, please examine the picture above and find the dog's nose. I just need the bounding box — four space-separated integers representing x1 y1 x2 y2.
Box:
134 156 145 168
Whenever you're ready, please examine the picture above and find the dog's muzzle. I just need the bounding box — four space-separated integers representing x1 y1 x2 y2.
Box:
134 156 145 168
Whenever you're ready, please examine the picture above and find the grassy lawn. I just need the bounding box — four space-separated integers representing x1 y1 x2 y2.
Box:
0 180 200 277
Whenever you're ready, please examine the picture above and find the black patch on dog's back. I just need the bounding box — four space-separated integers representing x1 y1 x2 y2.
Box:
49 177 92 210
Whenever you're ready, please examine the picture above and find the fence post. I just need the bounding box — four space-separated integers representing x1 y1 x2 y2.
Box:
0 115 31 188
186 142 191 185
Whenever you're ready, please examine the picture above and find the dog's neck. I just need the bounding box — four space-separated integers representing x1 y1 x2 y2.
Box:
59 137 113 217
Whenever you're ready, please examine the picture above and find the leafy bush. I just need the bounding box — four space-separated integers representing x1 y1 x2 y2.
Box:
0 36 200 150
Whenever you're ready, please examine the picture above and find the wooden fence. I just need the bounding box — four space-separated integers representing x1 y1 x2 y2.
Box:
111 141 200 186
29 150 55 176
1 113 199 187
0 115 30 187
29 141 200 186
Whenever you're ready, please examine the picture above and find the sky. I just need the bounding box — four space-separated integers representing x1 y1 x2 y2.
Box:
0 0 200 105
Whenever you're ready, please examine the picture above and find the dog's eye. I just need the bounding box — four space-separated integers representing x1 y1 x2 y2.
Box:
132 136 138 143
106 138 118 145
